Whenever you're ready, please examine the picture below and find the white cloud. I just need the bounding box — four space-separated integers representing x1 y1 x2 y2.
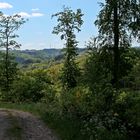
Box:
18 12 31 18
32 13 44 17
0 2 13 9
16 12 44 18
31 8 39 12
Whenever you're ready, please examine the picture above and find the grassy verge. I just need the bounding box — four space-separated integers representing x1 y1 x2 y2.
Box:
41 112 84 140
0 102 84 140
0 102 46 115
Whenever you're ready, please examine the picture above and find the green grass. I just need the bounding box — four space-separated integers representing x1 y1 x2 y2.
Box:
42 112 85 140
0 102 85 140
0 102 46 116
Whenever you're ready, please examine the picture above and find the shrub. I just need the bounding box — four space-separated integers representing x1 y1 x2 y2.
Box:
11 69 54 102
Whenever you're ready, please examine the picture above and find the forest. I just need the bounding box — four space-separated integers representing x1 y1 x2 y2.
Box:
0 0 140 140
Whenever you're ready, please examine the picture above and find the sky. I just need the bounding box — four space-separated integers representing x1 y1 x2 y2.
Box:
0 0 104 50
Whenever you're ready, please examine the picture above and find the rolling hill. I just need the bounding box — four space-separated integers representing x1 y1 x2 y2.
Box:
11 48 86 66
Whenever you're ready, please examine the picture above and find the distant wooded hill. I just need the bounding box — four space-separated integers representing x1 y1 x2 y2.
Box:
11 48 86 65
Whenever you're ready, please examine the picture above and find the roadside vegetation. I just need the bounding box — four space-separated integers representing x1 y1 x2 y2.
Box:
0 1 140 140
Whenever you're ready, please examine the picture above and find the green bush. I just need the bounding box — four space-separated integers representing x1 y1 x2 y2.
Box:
11 69 54 102
114 90 140 139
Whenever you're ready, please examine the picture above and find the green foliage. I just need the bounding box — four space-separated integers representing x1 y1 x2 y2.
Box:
84 38 112 92
0 14 25 50
114 90 140 139
0 2 139 140
81 112 128 140
0 102 47 116
12 49 63 66
52 7 84 90
120 57 140 90
0 13 25 97
0 53 18 100
11 69 53 102
82 38 140 139
95 0 140 86
128 60 140 89
84 37 137 90
61 60 80 89
119 47 137 79
0 102 85 140
95 0 140 44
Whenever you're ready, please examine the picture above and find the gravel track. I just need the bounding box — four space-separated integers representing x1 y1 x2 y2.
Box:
0 109 58 140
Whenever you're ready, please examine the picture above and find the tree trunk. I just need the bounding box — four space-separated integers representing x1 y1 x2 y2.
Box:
113 1 119 88
5 30 9 93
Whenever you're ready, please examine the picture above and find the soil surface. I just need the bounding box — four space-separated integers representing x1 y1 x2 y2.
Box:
0 109 58 140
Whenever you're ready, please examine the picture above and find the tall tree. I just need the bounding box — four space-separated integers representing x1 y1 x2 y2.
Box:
95 0 140 87
52 7 83 90
0 13 25 96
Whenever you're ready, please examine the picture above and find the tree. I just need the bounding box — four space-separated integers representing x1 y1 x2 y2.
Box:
52 7 83 90
95 0 140 87
0 13 25 97
11 69 52 102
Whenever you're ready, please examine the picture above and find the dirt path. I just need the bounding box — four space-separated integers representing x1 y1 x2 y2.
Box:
0 109 58 140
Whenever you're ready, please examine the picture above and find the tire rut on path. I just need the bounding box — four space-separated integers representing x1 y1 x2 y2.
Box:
0 109 58 140
0 110 12 140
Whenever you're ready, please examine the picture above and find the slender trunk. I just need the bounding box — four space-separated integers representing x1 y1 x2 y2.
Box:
113 1 119 88
5 26 9 93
